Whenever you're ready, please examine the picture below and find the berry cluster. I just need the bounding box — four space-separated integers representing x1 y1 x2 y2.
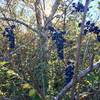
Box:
64 61 74 85
72 2 88 12
2 25 16 48
48 26 66 60
79 21 100 42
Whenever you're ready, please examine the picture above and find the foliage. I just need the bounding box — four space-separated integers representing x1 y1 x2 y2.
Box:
0 0 100 100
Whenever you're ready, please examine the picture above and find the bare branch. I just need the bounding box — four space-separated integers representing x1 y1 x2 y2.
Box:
71 0 90 99
89 54 94 70
34 0 42 30
0 17 38 32
0 17 49 40
54 62 100 100
48 0 61 19
45 0 61 26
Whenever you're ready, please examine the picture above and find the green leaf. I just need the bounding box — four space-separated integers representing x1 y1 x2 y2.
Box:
0 61 8 66
29 88 36 96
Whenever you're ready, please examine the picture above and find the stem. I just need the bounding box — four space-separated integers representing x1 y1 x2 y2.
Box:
0 17 38 33
71 0 90 99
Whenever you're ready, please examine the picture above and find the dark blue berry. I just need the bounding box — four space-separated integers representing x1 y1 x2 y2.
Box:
49 26 66 60
72 2 88 13
93 26 99 34
94 26 99 31
48 26 55 32
90 23 95 27
2 26 15 49
9 41 15 48
57 49 64 59
10 25 16 29
65 77 72 84
89 27 94 32
78 20 100 42
78 2 84 8
72 3 76 7
64 62 74 85
52 32 58 40
86 21 90 25
96 34 100 42
84 29 88 35
95 29 100 34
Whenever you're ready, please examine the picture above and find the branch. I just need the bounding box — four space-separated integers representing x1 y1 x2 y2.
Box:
71 0 90 99
0 17 38 33
0 9 11 26
45 0 74 27
54 62 100 100
34 0 42 30
48 0 61 18
45 0 61 26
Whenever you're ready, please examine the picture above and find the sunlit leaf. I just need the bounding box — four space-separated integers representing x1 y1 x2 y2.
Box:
21 83 32 89
0 61 8 66
29 88 36 96
6 70 16 77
